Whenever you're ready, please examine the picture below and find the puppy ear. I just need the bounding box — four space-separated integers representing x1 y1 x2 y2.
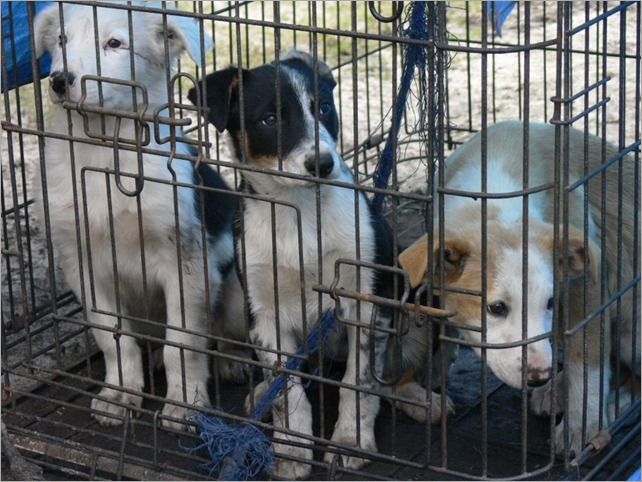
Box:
281 49 336 88
399 234 470 288
155 9 213 66
558 232 599 283
33 3 60 59
434 238 470 285
399 234 430 288
188 67 243 132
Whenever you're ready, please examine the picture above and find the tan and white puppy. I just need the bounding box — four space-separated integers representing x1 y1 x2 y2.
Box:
399 120 639 455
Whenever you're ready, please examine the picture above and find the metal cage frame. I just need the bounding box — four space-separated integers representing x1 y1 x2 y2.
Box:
2 1 640 480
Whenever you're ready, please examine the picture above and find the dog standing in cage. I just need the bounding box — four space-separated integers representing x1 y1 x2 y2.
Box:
399 120 639 455
189 49 455 478
32 2 246 431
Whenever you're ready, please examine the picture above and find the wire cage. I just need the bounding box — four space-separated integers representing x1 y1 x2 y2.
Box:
1 1 640 480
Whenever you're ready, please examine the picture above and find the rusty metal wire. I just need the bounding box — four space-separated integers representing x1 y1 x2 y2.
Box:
1 1 640 480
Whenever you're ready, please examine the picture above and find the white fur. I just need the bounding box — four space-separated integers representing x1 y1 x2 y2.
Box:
438 147 560 389
32 3 230 431
242 146 383 477
235 60 387 478
406 120 639 455
194 50 452 477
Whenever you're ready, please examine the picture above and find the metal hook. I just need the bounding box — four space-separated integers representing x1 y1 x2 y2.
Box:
327 453 344 480
368 1 404 23
113 116 145 197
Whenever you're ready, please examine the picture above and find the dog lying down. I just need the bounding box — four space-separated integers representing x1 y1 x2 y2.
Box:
399 120 639 455
33 2 246 431
189 49 458 478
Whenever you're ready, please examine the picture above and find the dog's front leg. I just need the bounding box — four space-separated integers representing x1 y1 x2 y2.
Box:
555 303 611 456
91 321 144 426
531 283 611 456
251 322 314 480
91 311 145 425
213 269 251 384
160 261 211 431
325 303 387 469
65 260 145 427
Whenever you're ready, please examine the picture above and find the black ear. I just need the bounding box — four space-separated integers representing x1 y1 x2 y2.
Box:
188 67 246 132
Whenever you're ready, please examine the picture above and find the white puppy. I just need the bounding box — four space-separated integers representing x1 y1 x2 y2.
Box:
33 2 242 431
400 121 639 455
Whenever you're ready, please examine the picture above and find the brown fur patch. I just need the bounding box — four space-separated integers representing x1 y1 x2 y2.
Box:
234 131 281 168
402 120 638 371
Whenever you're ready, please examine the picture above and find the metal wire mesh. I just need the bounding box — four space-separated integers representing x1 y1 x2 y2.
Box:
2 1 640 480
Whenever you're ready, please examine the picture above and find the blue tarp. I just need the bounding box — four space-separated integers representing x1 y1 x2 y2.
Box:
487 1 516 37
629 467 641 481
2 1 52 92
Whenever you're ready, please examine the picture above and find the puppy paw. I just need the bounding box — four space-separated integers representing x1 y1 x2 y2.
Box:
91 387 143 427
420 392 455 424
553 418 591 457
161 403 195 432
270 440 313 479
215 357 251 385
607 385 638 424
324 426 377 470
530 379 563 418
390 382 454 424
529 382 551 417
530 373 567 418
554 421 572 456
162 384 209 432
244 381 271 421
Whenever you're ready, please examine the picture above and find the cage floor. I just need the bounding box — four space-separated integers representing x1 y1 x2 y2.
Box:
3 345 639 481
2 205 639 481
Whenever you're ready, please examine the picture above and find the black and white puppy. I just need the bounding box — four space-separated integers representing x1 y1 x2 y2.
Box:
189 50 453 478
33 2 245 431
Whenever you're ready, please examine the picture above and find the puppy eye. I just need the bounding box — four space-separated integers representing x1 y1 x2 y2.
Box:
58 34 67 47
319 102 331 115
106 38 122 49
487 302 508 317
262 114 277 127
546 297 554 311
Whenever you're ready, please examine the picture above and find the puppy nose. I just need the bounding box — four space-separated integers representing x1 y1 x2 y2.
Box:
526 367 552 388
304 152 334 178
50 71 76 95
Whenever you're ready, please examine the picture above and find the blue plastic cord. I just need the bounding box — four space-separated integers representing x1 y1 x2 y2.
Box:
184 310 337 480
372 1 432 215
252 309 337 421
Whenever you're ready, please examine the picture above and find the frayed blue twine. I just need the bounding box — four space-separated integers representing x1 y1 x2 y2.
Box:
251 309 338 422
372 1 439 216
182 4 439 477
181 411 274 480
182 310 338 480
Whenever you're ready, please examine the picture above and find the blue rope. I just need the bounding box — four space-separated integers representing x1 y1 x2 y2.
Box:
252 309 338 422
183 310 337 480
372 1 437 215
183 412 274 480
184 4 439 477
